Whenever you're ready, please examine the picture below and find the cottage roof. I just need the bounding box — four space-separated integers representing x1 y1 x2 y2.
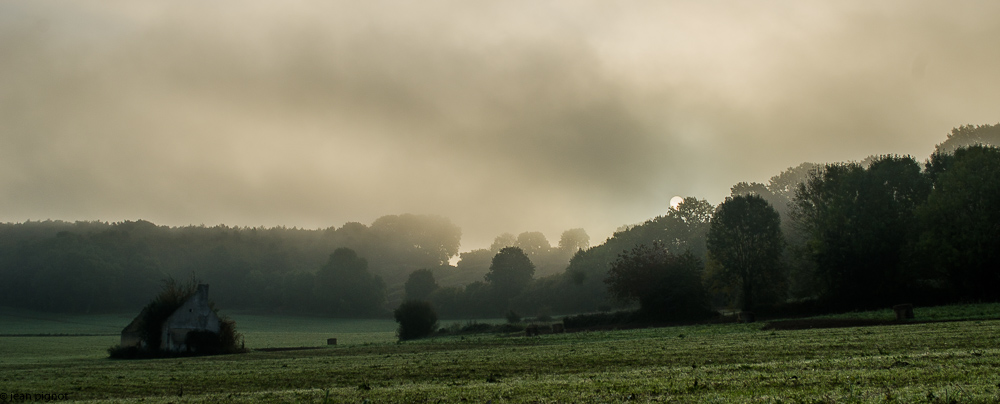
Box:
122 306 149 334
121 285 218 337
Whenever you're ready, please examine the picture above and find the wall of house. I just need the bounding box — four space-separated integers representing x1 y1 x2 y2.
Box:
160 284 222 351
120 306 149 348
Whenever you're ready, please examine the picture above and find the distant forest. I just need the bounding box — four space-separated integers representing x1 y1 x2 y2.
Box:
0 214 586 317
1 123 998 318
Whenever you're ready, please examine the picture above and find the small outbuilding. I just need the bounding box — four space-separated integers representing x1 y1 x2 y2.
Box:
120 284 223 352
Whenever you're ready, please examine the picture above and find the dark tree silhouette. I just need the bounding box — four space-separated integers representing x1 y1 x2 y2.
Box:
394 300 438 341
558 228 590 252
369 214 461 269
490 233 517 254
707 194 784 311
404 269 439 301
918 145 1000 300
604 242 713 321
933 123 1000 155
455 249 493 278
485 247 535 300
314 248 387 316
793 155 930 309
553 197 714 314
515 231 551 257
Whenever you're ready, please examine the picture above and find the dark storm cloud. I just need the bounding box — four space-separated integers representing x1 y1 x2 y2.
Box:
2 1 999 249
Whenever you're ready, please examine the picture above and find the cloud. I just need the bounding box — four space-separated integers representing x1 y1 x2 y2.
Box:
2 1 999 249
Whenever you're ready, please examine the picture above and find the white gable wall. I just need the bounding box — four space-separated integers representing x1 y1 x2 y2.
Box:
160 284 222 352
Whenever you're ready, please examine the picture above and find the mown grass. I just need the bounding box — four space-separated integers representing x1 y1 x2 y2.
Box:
0 307 130 335
808 302 1000 322
0 309 399 365
2 305 999 403
223 313 398 348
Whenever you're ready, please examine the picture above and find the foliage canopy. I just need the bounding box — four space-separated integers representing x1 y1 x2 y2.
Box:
707 194 784 311
918 145 1000 300
604 242 714 321
404 269 439 301
485 247 536 300
792 155 930 309
315 248 387 317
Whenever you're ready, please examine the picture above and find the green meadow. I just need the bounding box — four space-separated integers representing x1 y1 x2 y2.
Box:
0 308 401 364
2 305 1000 403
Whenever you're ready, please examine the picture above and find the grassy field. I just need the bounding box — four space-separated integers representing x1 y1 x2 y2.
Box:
0 308 401 364
1 305 999 403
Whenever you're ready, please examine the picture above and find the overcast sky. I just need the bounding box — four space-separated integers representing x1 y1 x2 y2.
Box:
2 1 999 251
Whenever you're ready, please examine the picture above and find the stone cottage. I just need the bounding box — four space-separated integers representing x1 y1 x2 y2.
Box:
120 284 222 352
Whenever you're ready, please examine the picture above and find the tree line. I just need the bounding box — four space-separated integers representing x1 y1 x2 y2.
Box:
610 124 1000 319
406 123 1000 320
0 214 461 314
2 123 998 319
0 213 589 316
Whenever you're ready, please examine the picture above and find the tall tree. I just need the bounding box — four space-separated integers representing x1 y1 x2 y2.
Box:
515 231 551 258
314 248 387 316
455 248 493 278
707 194 784 311
792 155 930 308
558 197 714 314
490 233 517 254
933 123 1000 155
918 145 1000 300
655 197 715 258
517 231 569 277
485 247 535 301
558 228 590 252
728 163 820 300
369 214 462 269
404 269 439 301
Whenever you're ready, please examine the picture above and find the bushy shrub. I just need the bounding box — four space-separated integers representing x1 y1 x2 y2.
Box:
562 311 637 329
394 300 439 341
217 317 244 353
107 345 141 359
459 321 493 333
436 321 525 335
605 243 716 322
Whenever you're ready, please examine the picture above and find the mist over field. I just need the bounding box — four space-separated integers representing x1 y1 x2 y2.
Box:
4 5 1000 399
2 1 1000 249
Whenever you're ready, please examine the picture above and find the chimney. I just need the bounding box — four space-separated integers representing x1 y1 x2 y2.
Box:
197 284 209 300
